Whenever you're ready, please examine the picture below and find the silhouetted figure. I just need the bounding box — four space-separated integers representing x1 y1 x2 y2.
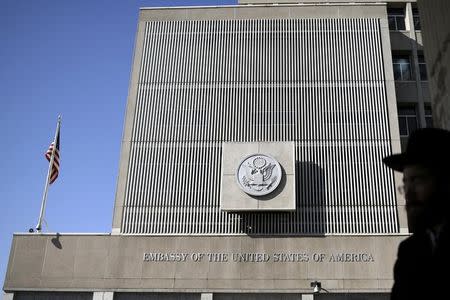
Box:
383 128 450 300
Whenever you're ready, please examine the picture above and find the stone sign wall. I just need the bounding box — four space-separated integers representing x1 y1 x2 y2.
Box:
4 234 406 293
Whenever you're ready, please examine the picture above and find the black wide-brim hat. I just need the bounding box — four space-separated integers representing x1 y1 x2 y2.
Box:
383 127 450 172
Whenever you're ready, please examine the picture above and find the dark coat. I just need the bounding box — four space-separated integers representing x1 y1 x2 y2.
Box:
391 223 450 300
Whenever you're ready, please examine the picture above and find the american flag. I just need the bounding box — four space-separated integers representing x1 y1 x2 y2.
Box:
45 130 60 184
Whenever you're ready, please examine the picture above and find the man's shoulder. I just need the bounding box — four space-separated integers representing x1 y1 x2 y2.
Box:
398 232 431 254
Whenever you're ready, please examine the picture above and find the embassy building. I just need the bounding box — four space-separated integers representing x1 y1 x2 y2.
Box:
4 1 434 299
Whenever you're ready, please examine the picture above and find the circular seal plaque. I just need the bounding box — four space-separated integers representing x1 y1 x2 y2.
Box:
236 154 282 196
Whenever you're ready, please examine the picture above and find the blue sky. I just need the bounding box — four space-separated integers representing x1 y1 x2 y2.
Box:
1 0 237 290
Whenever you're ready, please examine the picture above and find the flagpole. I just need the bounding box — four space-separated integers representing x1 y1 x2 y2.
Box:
36 115 61 233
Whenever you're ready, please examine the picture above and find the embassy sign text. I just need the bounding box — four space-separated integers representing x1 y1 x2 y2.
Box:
143 252 375 263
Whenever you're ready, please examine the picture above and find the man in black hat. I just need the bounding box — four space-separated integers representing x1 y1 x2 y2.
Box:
383 127 450 300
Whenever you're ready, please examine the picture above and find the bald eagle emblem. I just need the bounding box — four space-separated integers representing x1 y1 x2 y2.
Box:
236 154 282 196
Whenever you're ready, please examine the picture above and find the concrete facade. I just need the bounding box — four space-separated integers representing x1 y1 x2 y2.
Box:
4 234 404 295
4 1 436 299
113 3 403 236
417 0 450 130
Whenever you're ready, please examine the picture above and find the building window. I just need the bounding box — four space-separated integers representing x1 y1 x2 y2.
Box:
413 8 421 30
398 107 418 137
418 55 427 80
392 55 412 80
388 8 406 30
425 105 433 128
398 106 418 150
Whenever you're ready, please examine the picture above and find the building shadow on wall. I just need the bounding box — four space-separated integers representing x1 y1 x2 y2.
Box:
295 161 327 235
238 161 327 236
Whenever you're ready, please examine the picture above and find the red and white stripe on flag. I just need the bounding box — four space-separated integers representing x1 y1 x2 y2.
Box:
45 131 60 184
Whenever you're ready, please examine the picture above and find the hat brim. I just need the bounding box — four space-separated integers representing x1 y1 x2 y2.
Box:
382 153 408 172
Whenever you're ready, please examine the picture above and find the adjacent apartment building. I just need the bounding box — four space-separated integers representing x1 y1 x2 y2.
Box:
3 1 433 299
